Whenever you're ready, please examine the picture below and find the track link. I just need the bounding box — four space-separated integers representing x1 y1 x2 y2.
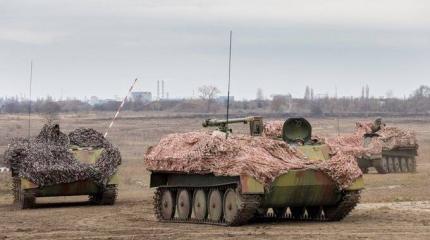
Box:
252 191 360 223
324 190 360 221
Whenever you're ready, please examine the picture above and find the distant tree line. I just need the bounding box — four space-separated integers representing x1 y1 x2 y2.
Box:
1 85 429 116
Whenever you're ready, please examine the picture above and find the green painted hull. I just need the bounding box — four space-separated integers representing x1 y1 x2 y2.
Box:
20 147 119 197
21 174 118 197
25 180 99 197
263 170 341 207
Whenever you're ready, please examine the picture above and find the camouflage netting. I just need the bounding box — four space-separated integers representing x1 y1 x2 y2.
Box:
324 121 417 158
145 131 362 190
376 126 418 150
69 128 111 148
262 120 417 159
323 125 378 159
263 121 284 138
36 123 70 146
3 125 121 187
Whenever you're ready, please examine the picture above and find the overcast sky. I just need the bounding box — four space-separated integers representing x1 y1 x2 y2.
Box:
1 0 429 100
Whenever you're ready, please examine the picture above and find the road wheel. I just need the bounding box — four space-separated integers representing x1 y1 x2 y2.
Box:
400 157 408 173
223 188 240 224
375 157 388 174
192 189 207 220
160 189 175 220
393 157 401 173
177 189 192 220
407 157 416 172
387 157 394 173
208 189 223 222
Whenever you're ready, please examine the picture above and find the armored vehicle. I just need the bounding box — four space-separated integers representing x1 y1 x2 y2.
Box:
12 146 118 209
149 117 363 226
357 119 418 174
357 135 418 174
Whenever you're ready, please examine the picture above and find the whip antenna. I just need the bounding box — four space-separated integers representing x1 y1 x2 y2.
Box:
225 31 232 139
104 78 138 138
28 60 33 140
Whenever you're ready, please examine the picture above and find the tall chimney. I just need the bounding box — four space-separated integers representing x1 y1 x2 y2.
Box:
157 80 160 100
162 80 165 99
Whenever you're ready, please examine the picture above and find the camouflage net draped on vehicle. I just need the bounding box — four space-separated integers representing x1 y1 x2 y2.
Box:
145 131 362 190
262 120 418 159
3 125 121 187
69 128 111 148
262 121 284 138
324 121 418 158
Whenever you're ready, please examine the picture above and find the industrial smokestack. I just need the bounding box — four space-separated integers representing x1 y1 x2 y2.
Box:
157 80 160 100
162 80 165 99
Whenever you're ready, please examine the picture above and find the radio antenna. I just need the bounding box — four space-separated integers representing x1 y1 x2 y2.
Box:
28 60 33 140
225 31 232 139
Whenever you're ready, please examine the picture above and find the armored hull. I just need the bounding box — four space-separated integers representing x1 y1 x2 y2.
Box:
357 134 418 174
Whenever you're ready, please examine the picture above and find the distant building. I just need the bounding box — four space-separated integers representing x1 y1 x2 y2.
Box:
216 96 235 104
131 91 152 102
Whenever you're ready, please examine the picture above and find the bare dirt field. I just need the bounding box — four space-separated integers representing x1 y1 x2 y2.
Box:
1 113 430 239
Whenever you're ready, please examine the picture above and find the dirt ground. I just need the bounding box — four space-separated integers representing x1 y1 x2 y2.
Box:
0 113 430 239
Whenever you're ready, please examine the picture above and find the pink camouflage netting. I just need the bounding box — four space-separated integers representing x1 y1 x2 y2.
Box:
323 122 380 159
377 126 418 150
323 121 417 159
145 131 362 190
262 121 284 138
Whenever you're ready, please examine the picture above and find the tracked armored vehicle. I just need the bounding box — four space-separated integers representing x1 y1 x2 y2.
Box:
6 124 121 209
148 117 363 226
357 134 418 174
356 119 418 174
11 146 119 209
